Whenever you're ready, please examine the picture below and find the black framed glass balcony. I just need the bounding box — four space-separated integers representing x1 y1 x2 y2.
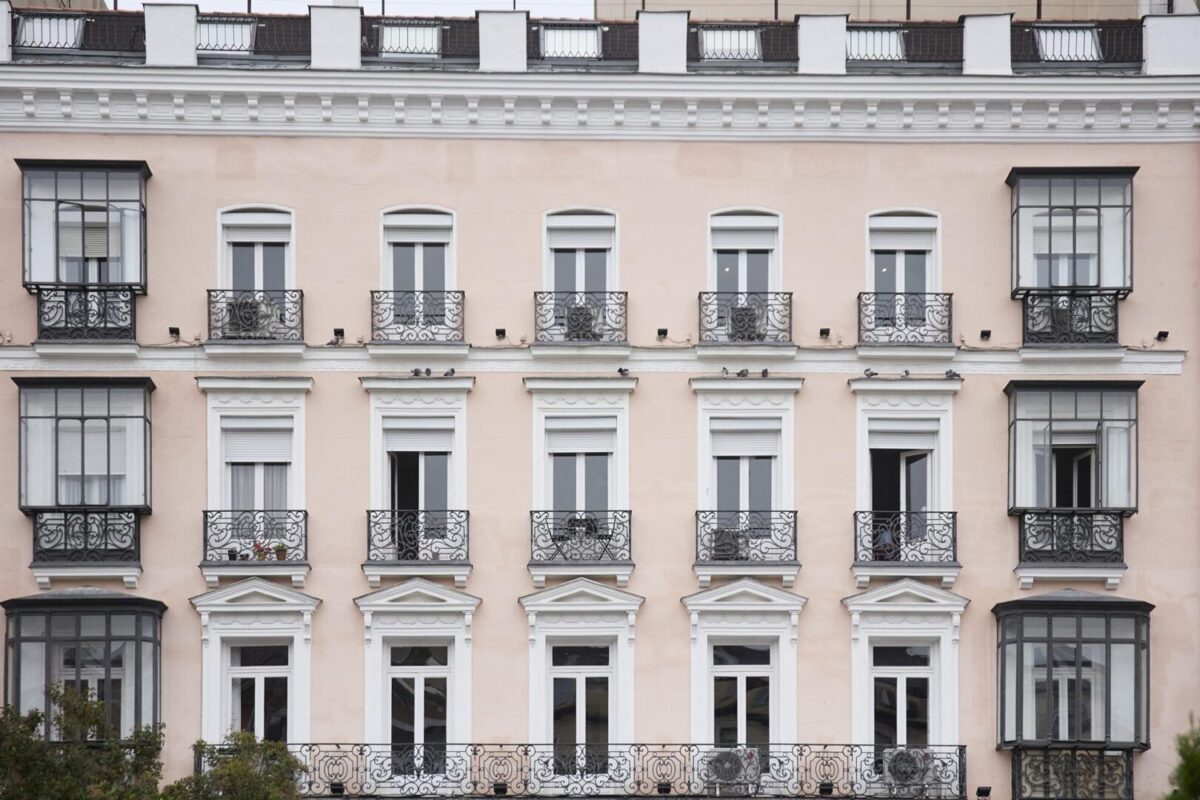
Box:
371 291 465 344
533 292 628 344
695 510 796 564
1018 510 1124 565
857 292 952 345
698 292 792 345
200 742 965 798
32 509 139 564
853 511 957 565
1011 747 1133 800
1021 291 1119 345
207 289 304 342
366 510 469 564
202 509 308 564
529 510 632 563
34 284 136 341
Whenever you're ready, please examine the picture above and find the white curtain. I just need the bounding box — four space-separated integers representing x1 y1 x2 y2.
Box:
1013 419 1050 508
264 464 289 509
1102 422 1134 508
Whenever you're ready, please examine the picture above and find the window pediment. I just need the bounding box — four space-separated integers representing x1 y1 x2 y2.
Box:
190 577 320 615
682 577 807 614
355 578 481 615
520 577 644 615
843 578 968 615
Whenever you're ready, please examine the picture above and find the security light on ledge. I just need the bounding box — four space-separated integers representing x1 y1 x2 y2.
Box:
819 782 834 796
979 329 992 341
168 326 180 339
1156 330 1169 342
495 328 506 340
819 327 830 338
657 328 668 340
976 788 992 799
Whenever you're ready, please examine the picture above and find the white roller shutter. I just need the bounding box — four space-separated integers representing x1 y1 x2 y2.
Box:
545 416 616 453
546 214 615 250
869 216 936 251
710 417 781 457
383 417 455 452
58 422 120 474
710 215 778 250
867 417 939 450
221 211 292 243
221 416 293 462
384 212 453 244
58 220 121 259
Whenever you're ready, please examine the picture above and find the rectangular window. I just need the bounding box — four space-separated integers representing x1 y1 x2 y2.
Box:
18 382 151 510
1010 172 1133 294
710 643 771 748
550 644 611 775
1008 385 1137 511
19 163 147 288
227 644 290 742
389 644 450 775
871 645 933 750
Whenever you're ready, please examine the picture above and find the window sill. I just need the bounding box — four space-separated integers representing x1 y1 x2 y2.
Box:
32 563 142 590
32 341 139 358
365 342 469 359
852 562 961 590
362 561 471 589
529 342 632 360
693 561 799 588
1015 563 1127 591
856 343 958 362
695 342 797 360
528 561 633 588
1018 345 1126 362
203 341 306 358
200 561 310 589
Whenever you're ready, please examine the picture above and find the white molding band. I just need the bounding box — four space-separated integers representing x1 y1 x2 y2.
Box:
1 70 1198 142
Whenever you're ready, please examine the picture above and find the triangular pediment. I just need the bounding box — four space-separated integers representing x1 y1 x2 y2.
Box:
191 577 321 613
843 578 968 614
356 578 480 615
682 578 807 613
520 578 644 614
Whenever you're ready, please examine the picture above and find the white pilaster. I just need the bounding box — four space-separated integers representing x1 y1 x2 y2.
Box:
1142 15 1200 75
637 10 688 74
962 14 1013 76
478 10 527 73
0 1 12 64
309 5 361 71
796 15 847 75
144 4 197 68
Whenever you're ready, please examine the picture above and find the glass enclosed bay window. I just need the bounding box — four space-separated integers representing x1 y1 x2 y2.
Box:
2 591 164 739
1007 382 1138 513
995 592 1151 749
1008 169 1134 296
17 379 153 511
19 161 149 290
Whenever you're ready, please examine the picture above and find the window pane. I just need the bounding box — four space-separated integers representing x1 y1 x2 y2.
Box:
231 244 255 293
874 251 897 294
422 245 446 293
390 451 419 511
1025 642 1047 740
1111 643 1136 741
713 676 738 746
584 454 608 512
873 646 931 667
230 464 254 511
745 251 770 295
553 677 576 747
140 638 154 728
1080 644 1106 741
263 464 288 509
716 457 740 514
745 675 770 747
423 453 449 511
80 614 105 637
904 252 927 294
233 676 255 734
715 251 738 294
391 646 449 667
261 244 286 293
906 678 929 747
424 677 448 746
232 645 289 667
18 642 46 717
392 244 416 292
585 676 609 746
391 677 416 746
552 454 577 512
904 453 929 514
712 644 770 666
552 646 610 667
748 457 772 512
553 250 576 294
1003 642 1017 741
583 250 607 294
874 676 898 748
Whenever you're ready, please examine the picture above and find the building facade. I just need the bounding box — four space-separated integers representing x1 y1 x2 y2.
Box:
0 4 1198 799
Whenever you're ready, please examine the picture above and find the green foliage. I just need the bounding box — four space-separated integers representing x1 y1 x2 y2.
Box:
1168 716 1200 800
160 732 306 800
0 685 163 800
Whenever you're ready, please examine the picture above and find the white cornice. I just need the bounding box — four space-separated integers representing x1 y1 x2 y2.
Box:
847 377 963 394
0 67 1197 142
690 376 805 393
524 376 637 392
359 376 475 393
195 376 314 392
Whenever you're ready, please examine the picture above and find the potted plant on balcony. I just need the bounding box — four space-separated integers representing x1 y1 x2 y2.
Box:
252 541 268 561
274 545 287 561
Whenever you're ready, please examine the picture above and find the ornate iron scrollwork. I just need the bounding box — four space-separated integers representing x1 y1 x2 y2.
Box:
1012 747 1133 800
533 292 628 344
1019 511 1124 564
36 285 136 341
33 510 139 563
853 511 957 564
698 293 792 344
857 292 952 345
695 510 797 563
202 509 308 562
366 510 469 563
1022 292 1119 345
371 291 465 343
529 510 632 563
207 289 304 341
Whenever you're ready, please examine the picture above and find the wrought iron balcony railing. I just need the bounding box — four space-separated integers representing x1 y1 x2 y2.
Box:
32 510 140 564
695 510 797 564
13 10 146 53
207 290 304 342
528 21 639 62
1011 746 1132 800
366 510 469 563
688 23 797 64
698 293 793 345
1022 291 1119 346
857 293 952 345
362 17 479 61
530 510 632 564
370 291 465 344
202 510 308 563
846 23 963 63
1011 22 1142 67
853 511 957 565
1018 510 1124 565
196 742 966 798
34 285 137 341
533 292 628 344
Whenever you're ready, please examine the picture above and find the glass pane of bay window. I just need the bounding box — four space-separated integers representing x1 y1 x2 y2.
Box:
1110 643 1136 741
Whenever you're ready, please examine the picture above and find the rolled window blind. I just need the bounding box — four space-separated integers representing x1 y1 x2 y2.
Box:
384 212 453 244
58 421 124 474
546 214 615 250
221 416 293 462
58 220 120 259
546 416 616 453
869 216 935 252
383 417 455 452
868 417 939 450
711 215 777 250
710 418 782 457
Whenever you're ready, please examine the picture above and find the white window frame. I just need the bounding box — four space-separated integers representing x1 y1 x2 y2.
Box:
844 579 967 747
709 639 776 743
868 642 937 747
357 579 478 746
383 638 454 749
712 454 778 512
197 377 311 512
521 578 642 744
217 206 295 290
549 452 614 512
864 210 941 293
707 210 781 292
223 639 292 741
192 578 319 745
542 210 618 291
683 578 805 744
379 207 456 291
547 640 616 750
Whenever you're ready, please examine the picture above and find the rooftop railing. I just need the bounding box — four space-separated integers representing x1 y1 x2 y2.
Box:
688 23 797 65
528 20 638 63
1011 22 1142 66
12 10 145 53
362 17 480 62
847 23 963 64
196 13 310 57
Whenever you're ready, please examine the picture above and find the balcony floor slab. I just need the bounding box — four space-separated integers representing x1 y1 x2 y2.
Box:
852 562 962 589
528 562 634 588
32 563 142 590
201 561 310 588
1015 563 1127 590
693 562 800 588
362 561 472 589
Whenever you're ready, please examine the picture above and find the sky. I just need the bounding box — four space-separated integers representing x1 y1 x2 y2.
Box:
109 0 597 15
